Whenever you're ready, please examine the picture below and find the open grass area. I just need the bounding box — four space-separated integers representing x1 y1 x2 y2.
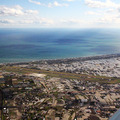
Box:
0 65 120 84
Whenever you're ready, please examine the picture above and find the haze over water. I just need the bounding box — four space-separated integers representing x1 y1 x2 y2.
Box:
0 28 120 63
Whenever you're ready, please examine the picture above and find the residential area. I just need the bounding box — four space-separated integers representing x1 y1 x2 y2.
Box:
0 69 120 120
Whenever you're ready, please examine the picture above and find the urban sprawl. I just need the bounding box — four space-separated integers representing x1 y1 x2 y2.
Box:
1 54 120 120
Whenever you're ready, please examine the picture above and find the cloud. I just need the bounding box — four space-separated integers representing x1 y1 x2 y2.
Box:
38 18 54 25
61 19 84 24
85 11 100 15
25 10 39 14
28 0 68 7
0 19 14 24
63 0 75 2
14 5 23 10
0 4 54 27
85 0 120 8
93 12 120 26
0 18 53 27
0 5 24 16
48 1 69 7
0 5 39 16
19 20 34 24
117 8 120 13
106 8 115 13
28 0 42 5
17 18 54 26
97 17 113 23
84 0 120 26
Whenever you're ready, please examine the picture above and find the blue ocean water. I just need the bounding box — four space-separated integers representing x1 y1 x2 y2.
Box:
0 28 120 63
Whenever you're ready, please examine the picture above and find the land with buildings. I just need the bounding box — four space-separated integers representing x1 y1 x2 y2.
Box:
0 54 120 120
3 54 120 78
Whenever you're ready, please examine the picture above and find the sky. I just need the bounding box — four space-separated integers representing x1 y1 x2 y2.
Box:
0 0 120 28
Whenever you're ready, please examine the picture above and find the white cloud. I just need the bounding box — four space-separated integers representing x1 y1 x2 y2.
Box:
85 0 120 27
38 18 54 25
28 0 68 7
0 4 54 27
97 17 114 23
85 0 120 8
0 17 54 26
0 5 39 16
117 8 120 13
106 8 115 13
63 0 75 2
19 20 34 24
48 1 69 7
61 19 84 24
28 0 42 5
18 18 54 26
14 5 23 10
86 11 100 15
25 10 39 14
95 12 120 25
0 5 24 16
0 19 15 24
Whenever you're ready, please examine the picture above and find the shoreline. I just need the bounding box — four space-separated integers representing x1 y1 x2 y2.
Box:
2 53 120 65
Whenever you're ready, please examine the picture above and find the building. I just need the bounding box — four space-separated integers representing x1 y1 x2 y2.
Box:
0 89 3 120
4 75 12 87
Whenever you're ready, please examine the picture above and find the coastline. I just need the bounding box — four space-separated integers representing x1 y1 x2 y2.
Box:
2 53 120 65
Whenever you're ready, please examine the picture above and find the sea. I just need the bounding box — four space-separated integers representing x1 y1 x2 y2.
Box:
0 28 120 63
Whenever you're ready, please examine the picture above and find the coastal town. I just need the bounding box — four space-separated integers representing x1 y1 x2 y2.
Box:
0 54 120 120
1 0 120 119
20 54 120 78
